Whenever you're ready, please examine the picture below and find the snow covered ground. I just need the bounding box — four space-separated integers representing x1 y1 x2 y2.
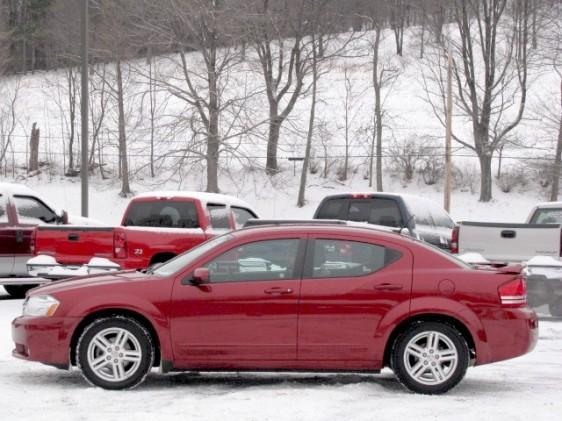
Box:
1 289 561 421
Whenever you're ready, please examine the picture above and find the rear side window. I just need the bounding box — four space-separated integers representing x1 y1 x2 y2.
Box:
430 208 455 229
208 204 231 229
232 207 257 229
0 194 7 222
530 208 562 224
124 201 199 228
13 195 57 224
309 239 402 278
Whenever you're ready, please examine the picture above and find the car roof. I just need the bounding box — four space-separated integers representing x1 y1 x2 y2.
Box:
233 222 410 244
0 182 38 197
533 201 562 209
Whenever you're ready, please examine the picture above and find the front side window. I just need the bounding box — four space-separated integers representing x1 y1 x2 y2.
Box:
232 207 257 229
124 201 199 228
208 204 231 229
13 196 57 224
205 239 300 282
530 208 562 224
310 239 401 278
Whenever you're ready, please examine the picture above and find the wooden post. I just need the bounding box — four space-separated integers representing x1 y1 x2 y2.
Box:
444 48 453 212
29 123 40 173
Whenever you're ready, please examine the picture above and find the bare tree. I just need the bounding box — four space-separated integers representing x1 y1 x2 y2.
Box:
423 0 532 202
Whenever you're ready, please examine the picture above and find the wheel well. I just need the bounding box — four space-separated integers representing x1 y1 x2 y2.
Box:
149 253 176 266
382 314 476 367
69 309 161 367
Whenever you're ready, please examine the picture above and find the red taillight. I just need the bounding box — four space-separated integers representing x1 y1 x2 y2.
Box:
451 225 459 254
29 230 36 255
113 230 128 259
498 277 527 307
351 193 371 199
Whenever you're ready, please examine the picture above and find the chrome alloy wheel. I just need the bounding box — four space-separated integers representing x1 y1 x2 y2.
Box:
87 327 143 383
403 331 459 386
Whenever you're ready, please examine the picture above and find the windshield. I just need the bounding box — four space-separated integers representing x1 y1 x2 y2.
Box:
530 208 562 224
152 234 234 276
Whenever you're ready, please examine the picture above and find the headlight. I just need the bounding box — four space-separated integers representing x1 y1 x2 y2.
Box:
22 295 60 317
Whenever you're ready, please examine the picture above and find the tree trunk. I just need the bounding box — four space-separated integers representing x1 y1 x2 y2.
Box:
478 154 493 202
550 81 562 201
266 109 281 175
116 60 131 197
297 42 318 208
28 122 40 172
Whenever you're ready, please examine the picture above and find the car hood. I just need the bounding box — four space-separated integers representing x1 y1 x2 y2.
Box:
29 271 149 297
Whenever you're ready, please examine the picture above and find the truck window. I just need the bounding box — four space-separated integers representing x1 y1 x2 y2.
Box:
208 204 231 229
232 207 257 229
317 198 403 228
430 207 455 229
13 195 57 224
124 201 199 228
530 208 562 224
348 199 403 227
0 194 7 223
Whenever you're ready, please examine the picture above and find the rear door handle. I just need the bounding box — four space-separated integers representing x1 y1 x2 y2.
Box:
374 283 403 291
264 287 294 295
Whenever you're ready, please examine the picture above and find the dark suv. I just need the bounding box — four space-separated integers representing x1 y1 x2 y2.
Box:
314 193 456 250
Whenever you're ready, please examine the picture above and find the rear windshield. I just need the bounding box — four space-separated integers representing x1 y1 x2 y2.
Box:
316 198 403 228
0 194 6 222
529 208 562 224
124 201 199 228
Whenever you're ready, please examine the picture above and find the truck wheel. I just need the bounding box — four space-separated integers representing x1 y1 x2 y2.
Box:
549 299 562 318
391 322 469 394
4 284 38 299
76 316 155 390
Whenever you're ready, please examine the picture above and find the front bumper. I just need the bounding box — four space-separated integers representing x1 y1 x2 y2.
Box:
12 315 78 367
478 306 539 365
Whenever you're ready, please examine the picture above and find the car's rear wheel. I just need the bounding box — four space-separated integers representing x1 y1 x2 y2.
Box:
549 298 562 318
76 316 154 390
4 284 38 299
391 322 469 394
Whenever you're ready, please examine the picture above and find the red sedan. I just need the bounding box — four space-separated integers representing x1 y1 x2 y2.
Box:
12 222 538 394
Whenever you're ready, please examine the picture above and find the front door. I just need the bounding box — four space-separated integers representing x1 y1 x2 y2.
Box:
297 235 413 366
170 237 305 368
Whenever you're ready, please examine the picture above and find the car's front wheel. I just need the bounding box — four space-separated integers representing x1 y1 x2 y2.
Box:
391 322 469 394
76 316 155 390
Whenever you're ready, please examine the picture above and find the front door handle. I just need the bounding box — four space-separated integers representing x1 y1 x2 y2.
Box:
374 283 403 291
264 287 294 295
68 233 80 241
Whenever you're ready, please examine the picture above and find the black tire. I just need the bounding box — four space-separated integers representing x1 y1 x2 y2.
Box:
76 316 155 390
549 298 562 318
390 322 469 395
4 284 38 299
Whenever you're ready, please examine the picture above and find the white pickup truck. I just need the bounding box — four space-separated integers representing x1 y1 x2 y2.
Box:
454 202 562 317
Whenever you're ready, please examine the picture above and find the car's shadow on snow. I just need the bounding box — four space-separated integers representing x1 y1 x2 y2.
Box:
140 371 406 393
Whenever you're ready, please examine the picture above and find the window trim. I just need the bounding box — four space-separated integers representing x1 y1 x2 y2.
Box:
303 238 402 280
201 238 307 284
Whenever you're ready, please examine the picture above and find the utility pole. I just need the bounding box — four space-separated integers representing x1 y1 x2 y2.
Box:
551 80 562 202
80 0 89 217
444 47 453 212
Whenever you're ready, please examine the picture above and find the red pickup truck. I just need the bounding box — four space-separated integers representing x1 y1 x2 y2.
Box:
28 191 259 281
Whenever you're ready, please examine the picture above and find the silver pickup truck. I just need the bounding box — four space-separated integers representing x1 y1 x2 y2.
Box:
454 202 562 317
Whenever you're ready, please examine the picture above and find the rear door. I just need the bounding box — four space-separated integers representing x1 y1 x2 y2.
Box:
0 194 15 276
297 234 413 366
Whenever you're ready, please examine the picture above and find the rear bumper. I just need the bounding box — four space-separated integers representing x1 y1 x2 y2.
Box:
12 316 78 366
477 307 539 365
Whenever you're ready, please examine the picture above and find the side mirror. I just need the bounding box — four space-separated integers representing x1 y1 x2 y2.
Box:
59 210 69 225
190 267 210 285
